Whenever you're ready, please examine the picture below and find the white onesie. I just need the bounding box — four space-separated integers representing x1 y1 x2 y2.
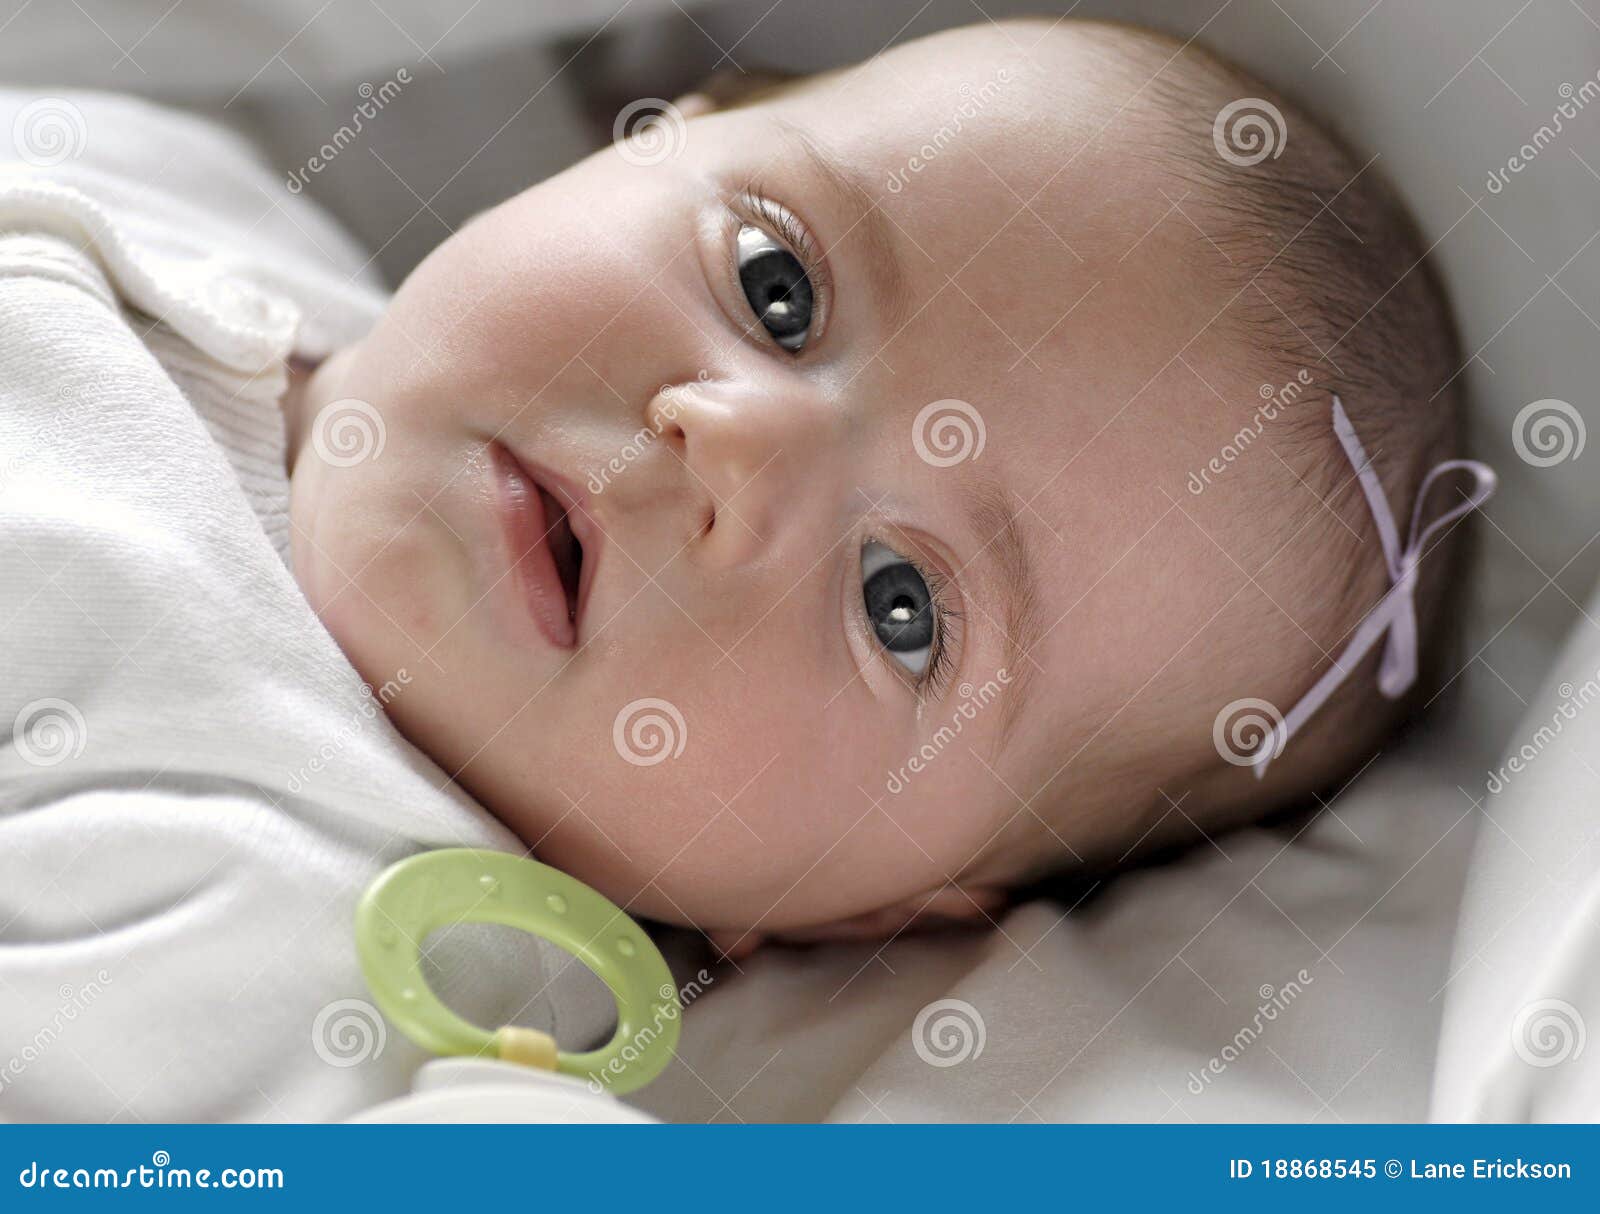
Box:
0 90 610 1121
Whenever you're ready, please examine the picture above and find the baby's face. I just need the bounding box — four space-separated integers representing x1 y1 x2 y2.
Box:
289 24 1273 932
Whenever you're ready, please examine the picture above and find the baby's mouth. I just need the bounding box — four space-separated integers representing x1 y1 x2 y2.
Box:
489 442 587 649
541 486 583 622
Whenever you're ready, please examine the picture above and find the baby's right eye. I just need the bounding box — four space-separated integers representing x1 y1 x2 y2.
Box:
736 224 814 352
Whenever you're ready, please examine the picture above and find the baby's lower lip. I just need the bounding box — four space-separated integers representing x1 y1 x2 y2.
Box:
489 442 577 649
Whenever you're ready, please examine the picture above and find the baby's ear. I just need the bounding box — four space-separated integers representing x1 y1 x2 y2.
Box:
722 885 1008 953
670 69 801 120
706 928 765 962
671 91 718 120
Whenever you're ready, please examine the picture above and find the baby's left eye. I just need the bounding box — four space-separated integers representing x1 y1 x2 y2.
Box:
737 224 813 352
861 540 936 678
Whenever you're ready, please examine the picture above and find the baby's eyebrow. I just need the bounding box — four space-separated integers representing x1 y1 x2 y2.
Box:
774 120 911 329
773 123 1035 740
963 473 1042 749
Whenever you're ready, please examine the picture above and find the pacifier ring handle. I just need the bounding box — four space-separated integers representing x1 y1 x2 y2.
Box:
355 849 680 1096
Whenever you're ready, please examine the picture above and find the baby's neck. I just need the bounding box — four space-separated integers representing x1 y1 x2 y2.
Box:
278 356 315 471
279 349 359 477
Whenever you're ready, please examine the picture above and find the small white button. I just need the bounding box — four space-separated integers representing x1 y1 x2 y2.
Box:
201 272 296 331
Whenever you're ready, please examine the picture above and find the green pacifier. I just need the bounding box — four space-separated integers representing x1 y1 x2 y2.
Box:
355 849 680 1095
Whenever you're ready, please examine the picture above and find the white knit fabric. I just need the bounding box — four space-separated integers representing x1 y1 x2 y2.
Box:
0 90 611 1122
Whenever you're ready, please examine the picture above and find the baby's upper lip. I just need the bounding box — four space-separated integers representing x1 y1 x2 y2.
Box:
521 455 601 585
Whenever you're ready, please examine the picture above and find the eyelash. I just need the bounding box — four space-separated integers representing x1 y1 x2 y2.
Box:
722 188 956 700
867 535 962 701
732 181 832 351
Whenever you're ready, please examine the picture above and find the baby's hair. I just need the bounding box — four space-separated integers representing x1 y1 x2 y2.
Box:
1070 22 1470 841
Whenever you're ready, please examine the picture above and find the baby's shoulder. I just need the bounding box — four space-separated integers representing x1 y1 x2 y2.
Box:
2 86 385 362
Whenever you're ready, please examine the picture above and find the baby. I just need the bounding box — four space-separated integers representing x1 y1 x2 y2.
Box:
285 17 1483 952
0 18 1487 1120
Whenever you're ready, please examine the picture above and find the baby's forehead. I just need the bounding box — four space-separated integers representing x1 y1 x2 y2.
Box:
728 67 1244 468
737 32 1279 539
778 21 1180 171
760 35 1202 282
749 117 1213 410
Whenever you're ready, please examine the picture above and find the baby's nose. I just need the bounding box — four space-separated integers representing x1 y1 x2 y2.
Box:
648 379 843 569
